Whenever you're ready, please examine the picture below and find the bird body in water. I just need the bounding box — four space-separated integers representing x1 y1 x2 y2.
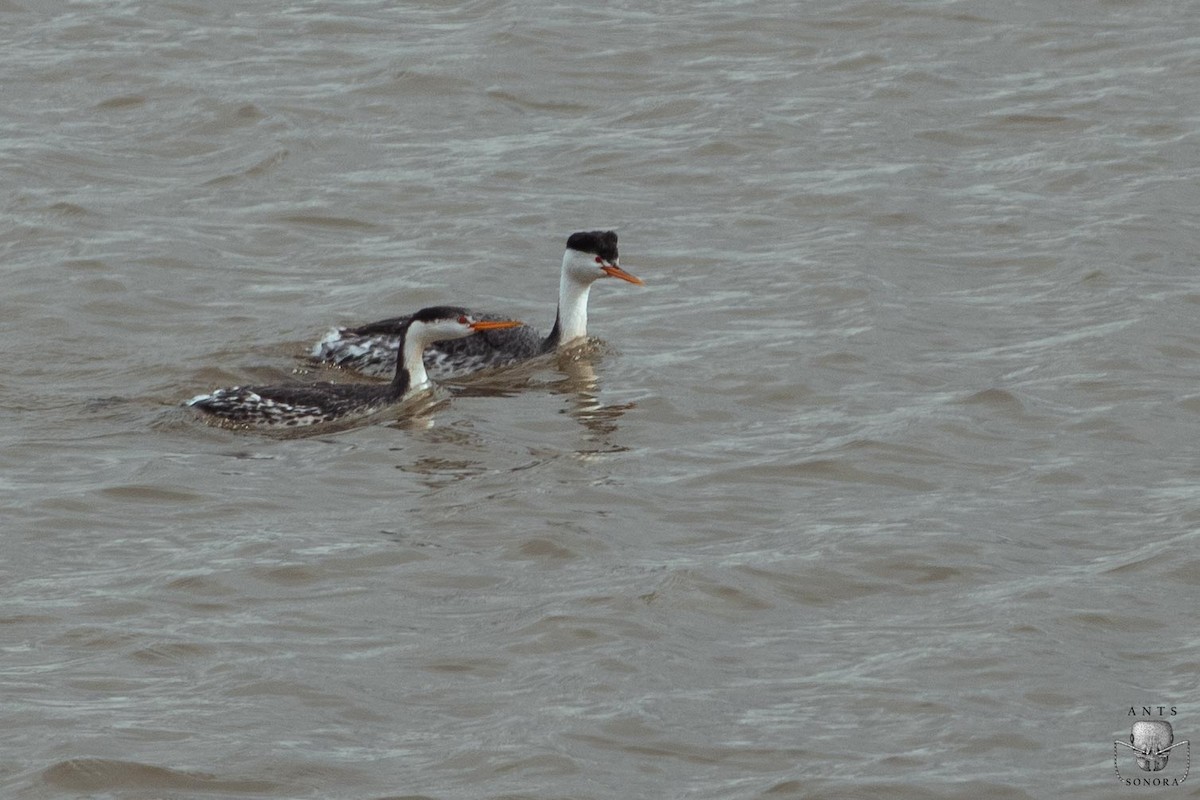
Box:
311 230 643 380
187 307 522 428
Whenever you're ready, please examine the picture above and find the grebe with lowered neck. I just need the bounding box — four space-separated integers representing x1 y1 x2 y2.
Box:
311 230 643 380
188 307 522 428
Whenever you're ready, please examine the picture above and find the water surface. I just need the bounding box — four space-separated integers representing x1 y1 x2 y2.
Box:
3 1 1199 797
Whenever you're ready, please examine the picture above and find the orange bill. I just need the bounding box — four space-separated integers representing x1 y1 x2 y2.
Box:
601 264 645 285
470 319 524 331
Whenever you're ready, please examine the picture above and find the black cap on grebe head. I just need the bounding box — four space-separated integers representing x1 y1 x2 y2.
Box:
565 230 619 264
403 306 523 342
559 229 642 289
407 305 473 326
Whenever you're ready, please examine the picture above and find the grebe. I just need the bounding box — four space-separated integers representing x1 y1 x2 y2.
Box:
187 307 522 428
311 230 643 380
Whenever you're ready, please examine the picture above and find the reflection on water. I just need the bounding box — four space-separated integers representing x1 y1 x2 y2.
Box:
396 342 634 487
442 339 635 452
549 351 634 454
400 454 490 488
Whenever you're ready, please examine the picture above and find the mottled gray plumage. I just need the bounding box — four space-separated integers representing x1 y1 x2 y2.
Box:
187 382 401 427
313 312 549 380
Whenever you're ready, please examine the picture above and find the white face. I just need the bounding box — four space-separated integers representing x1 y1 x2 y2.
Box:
563 247 618 284
410 314 477 346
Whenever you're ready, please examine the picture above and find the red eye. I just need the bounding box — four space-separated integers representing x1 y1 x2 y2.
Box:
458 315 468 324
595 256 603 264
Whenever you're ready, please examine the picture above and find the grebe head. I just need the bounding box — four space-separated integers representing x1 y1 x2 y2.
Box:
562 230 644 287
396 306 524 392
405 306 523 349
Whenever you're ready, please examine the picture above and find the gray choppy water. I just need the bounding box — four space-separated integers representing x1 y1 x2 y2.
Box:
3 1 1200 797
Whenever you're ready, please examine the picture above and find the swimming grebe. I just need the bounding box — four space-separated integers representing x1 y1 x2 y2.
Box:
188 307 522 427
311 230 643 380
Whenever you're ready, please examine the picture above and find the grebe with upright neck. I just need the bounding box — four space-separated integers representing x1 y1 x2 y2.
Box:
311 230 643 380
188 307 522 428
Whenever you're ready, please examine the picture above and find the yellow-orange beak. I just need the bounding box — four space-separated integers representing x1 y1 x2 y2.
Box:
601 264 645 286
470 319 523 331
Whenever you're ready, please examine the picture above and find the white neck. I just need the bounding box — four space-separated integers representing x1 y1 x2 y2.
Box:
556 251 594 344
399 328 431 394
